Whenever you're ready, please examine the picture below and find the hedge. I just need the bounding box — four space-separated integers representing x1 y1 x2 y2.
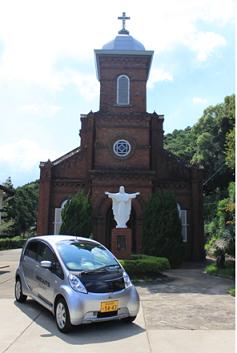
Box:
119 254 170 278
0 236 26 250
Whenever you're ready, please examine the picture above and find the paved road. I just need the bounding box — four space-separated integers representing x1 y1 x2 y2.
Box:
0 249 235 353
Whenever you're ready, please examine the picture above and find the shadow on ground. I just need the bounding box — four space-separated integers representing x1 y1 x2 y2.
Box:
14 299 145 344
137 261 234 295
0 270 10 276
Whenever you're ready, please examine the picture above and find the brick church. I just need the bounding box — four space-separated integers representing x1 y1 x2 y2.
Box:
37 13 204 261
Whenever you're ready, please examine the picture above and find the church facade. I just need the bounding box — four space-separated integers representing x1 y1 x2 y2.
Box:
37 15 204 261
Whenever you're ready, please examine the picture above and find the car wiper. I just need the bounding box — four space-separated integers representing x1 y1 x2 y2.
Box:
79 264 120 275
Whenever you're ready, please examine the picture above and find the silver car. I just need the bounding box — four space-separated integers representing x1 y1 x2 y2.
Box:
15 235 140 332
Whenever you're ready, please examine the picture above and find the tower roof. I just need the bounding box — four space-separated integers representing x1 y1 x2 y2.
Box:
102 12 145 51
102 34 145 51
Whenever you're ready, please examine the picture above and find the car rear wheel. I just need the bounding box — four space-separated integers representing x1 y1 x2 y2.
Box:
15 277 27 303
123 315 137 323
55 298 72 333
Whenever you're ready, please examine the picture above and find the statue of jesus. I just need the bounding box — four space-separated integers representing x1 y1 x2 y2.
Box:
105 186 140 228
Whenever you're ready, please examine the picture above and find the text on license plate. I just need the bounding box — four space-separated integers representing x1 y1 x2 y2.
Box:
100 300 118 313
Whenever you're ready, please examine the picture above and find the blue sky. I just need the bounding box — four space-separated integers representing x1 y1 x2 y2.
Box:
0 0 235 187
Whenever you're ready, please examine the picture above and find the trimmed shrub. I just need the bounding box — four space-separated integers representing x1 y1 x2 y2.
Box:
60 191 91 236
142 191 184 268
120 254 170 278
0 236 26 250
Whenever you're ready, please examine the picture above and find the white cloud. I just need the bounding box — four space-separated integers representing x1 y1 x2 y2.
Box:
20 103 62 117
0 0 234 89
0 139 60 171
184 31 227 62
148 68 173 89
63 70 99 102
192 97 208 105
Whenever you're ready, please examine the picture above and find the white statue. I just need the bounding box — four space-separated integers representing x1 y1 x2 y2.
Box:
105 186 140 228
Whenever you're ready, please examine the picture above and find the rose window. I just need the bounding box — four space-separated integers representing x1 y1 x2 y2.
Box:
113 139 131 157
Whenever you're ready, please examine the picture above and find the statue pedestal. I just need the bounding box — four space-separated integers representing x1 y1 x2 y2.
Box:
111 228 132 259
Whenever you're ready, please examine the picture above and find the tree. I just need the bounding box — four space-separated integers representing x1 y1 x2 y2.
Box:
1 180 39 236
205 182 235 265
60 191 92 236
165 95 235 192
164 127 195 163
225 128 235 171
142 191 184 268
4 181 39 235
0 178 15 235
2 177 14 192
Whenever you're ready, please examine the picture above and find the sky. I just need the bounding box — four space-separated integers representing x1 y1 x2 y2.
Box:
0 0 235 187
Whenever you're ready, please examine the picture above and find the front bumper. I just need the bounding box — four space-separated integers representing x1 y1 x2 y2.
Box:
63 285 140 325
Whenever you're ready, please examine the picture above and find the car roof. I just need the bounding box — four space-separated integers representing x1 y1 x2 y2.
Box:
28 235 98 246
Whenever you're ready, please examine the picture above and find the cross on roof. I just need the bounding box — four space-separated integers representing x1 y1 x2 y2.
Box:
118 12 130 34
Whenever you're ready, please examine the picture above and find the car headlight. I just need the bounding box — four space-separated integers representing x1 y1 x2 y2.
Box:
68 274 87 293
123 271 132 288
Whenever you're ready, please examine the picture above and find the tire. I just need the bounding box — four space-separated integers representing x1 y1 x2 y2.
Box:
55 298 72 333
15 277 27 303
123 315 137 323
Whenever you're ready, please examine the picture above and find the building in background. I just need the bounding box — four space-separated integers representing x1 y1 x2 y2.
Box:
37 14 204 260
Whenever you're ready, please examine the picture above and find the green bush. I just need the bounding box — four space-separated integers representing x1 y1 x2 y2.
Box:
228 287 235 297
119 254 170 278
205 261 235 279
60 191 91 236
142 191 184 268
0 236 26 250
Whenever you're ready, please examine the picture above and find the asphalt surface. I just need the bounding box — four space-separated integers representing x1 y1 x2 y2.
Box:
0 249 235 353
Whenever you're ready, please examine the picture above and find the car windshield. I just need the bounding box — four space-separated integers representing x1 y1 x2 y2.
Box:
56 240 119 272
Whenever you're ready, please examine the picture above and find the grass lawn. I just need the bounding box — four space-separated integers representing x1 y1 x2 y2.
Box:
205 260 235 296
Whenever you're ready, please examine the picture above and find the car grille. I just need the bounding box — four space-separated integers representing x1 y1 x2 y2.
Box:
97 311 118 318
82 275 125 293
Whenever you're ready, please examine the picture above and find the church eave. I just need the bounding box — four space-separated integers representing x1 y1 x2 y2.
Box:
52 147 81 166
94 49 154 81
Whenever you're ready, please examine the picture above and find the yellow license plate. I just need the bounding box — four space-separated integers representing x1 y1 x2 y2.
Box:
100 300 118 313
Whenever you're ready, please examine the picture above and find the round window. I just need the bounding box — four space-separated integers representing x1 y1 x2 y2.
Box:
113 139 131 157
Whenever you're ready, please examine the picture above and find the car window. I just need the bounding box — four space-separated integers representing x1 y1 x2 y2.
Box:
38 242 64 279
38 242 54 262
24 241 38 260
57 240 118 271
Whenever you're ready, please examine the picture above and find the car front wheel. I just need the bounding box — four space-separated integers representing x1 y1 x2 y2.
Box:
15 277 27 303
55 298 72 333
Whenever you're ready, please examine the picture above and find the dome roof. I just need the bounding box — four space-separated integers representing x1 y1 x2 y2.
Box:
102 34 145 51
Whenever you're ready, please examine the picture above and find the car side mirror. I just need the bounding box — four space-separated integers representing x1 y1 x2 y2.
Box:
40 260 52 269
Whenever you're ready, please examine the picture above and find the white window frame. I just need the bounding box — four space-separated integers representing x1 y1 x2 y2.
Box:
177 204 188 242
117 75 130 105
53 199 68 235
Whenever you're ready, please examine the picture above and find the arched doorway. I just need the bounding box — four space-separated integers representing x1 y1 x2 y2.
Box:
105 206 137 252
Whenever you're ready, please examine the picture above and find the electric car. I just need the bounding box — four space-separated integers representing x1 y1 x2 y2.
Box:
15 235 139 332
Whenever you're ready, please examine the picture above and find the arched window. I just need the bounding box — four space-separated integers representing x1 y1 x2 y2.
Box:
117 75 130 105
54 199 68 234
177 203 188 242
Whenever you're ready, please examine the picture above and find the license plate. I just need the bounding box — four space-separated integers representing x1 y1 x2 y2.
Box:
100 300 118 313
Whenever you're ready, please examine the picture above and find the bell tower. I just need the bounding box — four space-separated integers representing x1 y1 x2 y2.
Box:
95 12 153 113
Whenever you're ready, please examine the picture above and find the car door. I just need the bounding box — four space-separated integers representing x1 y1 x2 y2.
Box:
35 242 64 306
21 240 39 295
